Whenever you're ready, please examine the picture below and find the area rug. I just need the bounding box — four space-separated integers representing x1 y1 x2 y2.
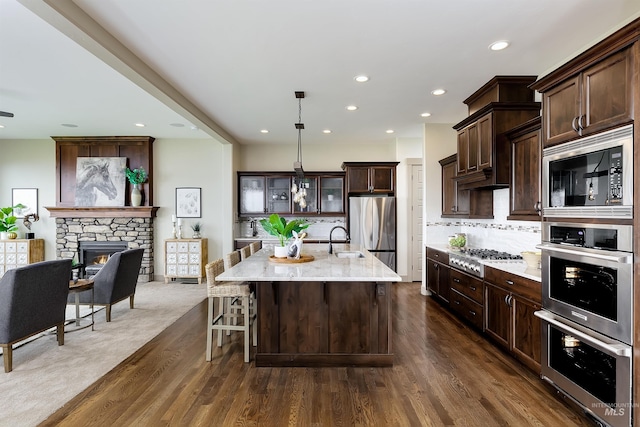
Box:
0 281 206 427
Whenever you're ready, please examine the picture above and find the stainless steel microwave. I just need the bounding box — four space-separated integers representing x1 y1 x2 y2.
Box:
542 124 633 219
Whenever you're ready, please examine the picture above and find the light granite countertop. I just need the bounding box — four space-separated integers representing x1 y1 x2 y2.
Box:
217 243 401 282
427 244 541 282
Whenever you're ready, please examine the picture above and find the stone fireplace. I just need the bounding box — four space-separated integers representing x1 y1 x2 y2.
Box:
55 216 154 282
80 240 130 278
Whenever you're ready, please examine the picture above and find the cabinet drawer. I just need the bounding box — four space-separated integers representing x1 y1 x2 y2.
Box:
450 289 483 330
426 247 449 264
450 269 483 304
484 265 541 303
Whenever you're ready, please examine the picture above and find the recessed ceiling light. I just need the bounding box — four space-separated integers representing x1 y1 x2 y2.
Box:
421 112 432 118
170 123 185 127
386 129 394 134
354 75 369 83
489 40 510 51
135 123 145 127
260 129 269 133
0 125 4 129
190 126 199 131
61 123 78 128
431 89 446 96
322 129 332 134
346 105 358 111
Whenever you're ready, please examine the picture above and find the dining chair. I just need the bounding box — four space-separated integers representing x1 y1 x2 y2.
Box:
205 259 256 363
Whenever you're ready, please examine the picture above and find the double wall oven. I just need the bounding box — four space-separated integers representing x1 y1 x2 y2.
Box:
537 124 634 427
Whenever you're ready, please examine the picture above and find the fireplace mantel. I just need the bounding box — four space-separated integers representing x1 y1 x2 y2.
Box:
45 206 159 218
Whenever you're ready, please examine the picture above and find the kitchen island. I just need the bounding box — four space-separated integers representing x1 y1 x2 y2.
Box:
216 243 401 367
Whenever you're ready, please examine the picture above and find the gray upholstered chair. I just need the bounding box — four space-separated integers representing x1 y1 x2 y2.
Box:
71 248 144 322
205 258 256 363
0 259 72 373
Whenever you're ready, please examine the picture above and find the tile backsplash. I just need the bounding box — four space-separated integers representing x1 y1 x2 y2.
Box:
426 188 541 255
236 216 347 240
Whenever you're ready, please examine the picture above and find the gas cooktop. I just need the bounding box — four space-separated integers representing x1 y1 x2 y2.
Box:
449 249 522 278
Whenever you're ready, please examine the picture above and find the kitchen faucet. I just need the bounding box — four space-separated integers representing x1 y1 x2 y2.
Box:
328 226 350 254
250 218 258 237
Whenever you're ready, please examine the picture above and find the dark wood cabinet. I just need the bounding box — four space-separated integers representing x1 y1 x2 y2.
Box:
484 265 541 373
238 172 345 217
439 154 469 217
256 280 392 366
536 47 633 147
426 247 450 303
449 268 484 330
506 117 542 221
342 162 398 195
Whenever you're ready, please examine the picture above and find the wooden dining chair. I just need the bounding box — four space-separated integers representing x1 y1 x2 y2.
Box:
205 259 256 363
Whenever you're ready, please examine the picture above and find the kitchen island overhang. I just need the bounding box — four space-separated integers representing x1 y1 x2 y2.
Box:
216 244 401 367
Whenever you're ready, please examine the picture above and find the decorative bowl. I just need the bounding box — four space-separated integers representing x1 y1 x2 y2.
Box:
521 251 541 269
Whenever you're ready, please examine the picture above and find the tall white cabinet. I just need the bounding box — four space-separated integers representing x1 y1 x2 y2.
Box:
164 238 208 284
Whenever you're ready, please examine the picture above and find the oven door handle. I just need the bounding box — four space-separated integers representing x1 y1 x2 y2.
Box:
536 243 632 264
534 310 631 357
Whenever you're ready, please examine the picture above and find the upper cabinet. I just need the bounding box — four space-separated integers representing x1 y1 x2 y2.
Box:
453 76 541 190
238 172 345 217
341 162 399 195
505 117 542 221
530 15 640 148
439 154 469 217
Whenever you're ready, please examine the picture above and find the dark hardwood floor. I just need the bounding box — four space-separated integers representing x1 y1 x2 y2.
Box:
40 283 594 426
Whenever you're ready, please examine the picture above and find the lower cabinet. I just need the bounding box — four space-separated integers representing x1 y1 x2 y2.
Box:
449 269 484 330
484 265 541 373
0 239 45 278
426 247 450 303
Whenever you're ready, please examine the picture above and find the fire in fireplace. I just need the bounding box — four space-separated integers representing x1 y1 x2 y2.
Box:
79 241 129 278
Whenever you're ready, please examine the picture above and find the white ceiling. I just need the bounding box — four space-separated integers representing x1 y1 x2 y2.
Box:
2 0 640 145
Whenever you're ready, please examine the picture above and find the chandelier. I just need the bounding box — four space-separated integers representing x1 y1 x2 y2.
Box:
291 91 307 208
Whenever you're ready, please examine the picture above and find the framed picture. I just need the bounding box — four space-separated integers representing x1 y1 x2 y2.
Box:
176 187 201 218
12 188 38 218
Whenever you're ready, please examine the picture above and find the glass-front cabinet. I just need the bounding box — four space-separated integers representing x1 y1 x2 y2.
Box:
238 172 344 216
319 176 344 213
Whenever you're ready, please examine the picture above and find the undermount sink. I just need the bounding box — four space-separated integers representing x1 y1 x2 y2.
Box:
334 251 365 259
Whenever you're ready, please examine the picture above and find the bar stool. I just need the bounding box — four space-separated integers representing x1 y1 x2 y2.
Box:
240 245 251 261
249 241 262 255
205 259 256 363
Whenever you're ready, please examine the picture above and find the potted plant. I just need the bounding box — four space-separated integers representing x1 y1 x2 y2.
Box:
191 222 202 239
259 213 309 258
125 166 148 207
0 204 25 240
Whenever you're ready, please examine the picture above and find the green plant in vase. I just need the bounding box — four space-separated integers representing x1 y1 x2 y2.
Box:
191 222 202 238
259 214 308 257
125 166 148 207
0 204 25 239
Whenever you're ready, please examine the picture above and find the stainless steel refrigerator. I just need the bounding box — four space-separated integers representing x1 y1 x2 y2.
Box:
349 196 396 271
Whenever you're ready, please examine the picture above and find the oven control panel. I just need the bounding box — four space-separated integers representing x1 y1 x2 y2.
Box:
609 146 623 203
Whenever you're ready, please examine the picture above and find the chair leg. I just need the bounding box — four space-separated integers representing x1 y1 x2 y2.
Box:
244 296 250 363
57 323 65 346
226 297 232 336
130 294 135 309
2 345 11 373
106 304 112 322
217 297 224 347
206 297 214 361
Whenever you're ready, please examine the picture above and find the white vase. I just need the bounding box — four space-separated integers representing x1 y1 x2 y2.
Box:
273 245 288 258
131 184 143 207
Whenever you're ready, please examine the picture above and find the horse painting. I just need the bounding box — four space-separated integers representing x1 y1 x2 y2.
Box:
75 157 126 206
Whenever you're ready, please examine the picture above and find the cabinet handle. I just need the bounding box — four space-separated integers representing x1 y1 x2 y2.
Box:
454 300 461 305
433 263 439 270
571 116 579 132
505 280 514 286
504 295 510 305
469 286 476 291
577 115 584 130
453 278 461 283
469 310 476 316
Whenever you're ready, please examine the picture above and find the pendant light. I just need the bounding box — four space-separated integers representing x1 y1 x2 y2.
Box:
291 91 307 208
